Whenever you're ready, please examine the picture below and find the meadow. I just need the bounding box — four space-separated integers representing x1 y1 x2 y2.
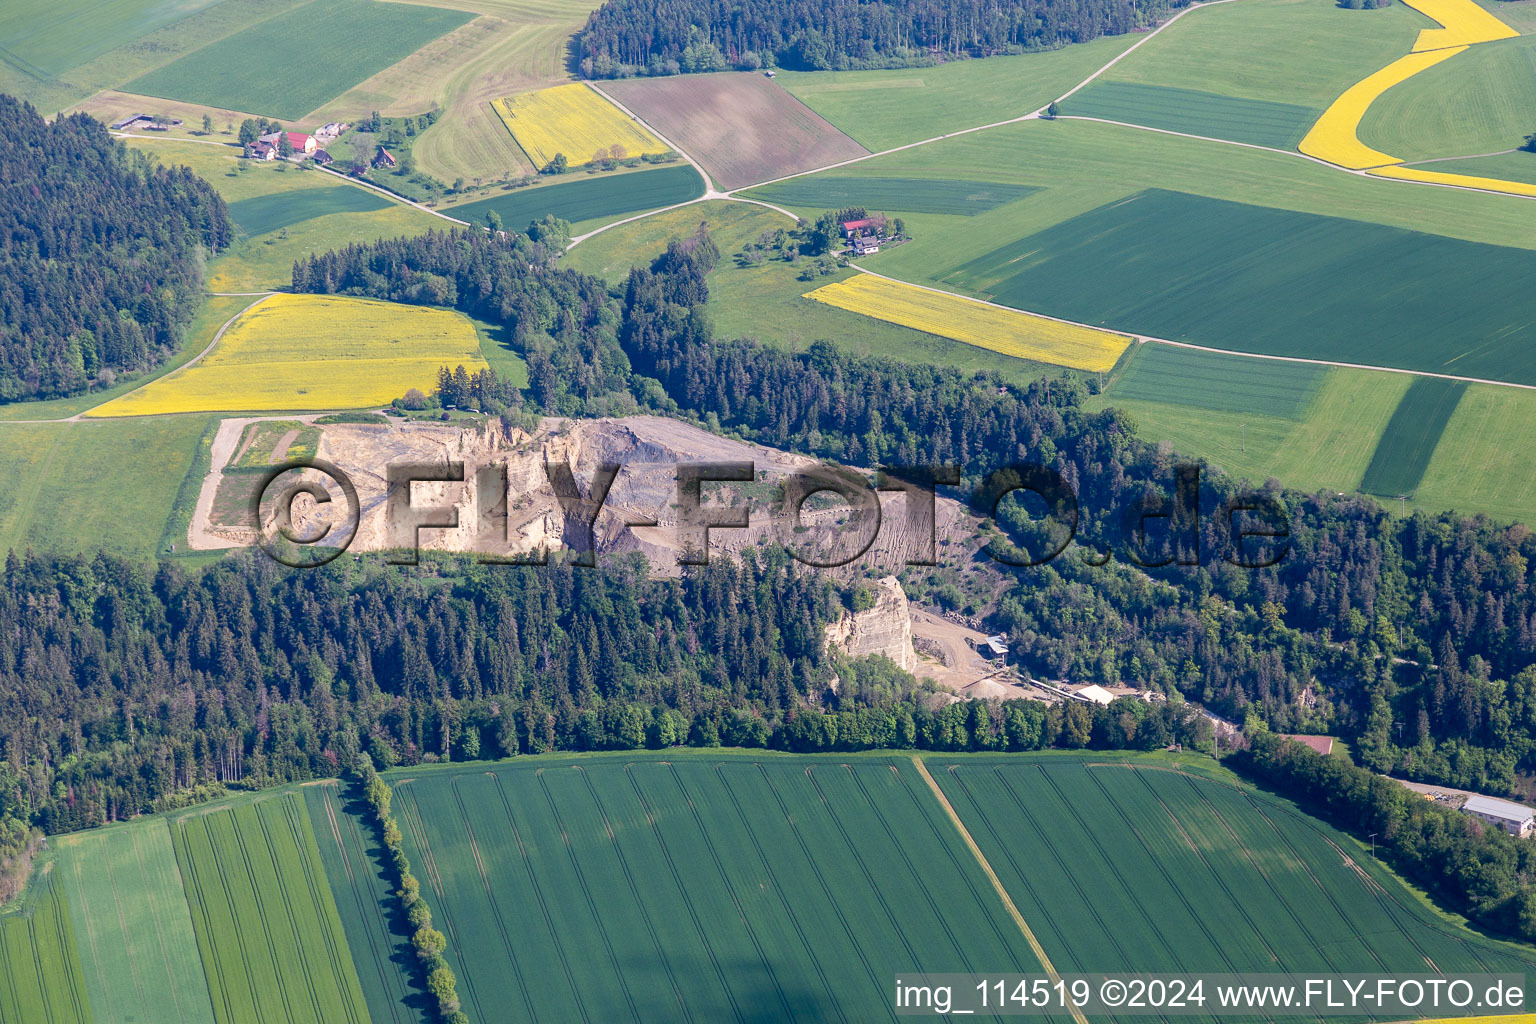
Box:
122 0 473 119
805 273 1130 372
933 757 1536 980
942 188 1536 386
1403 151 1536 186
89 295 487 416
491 82 669 168
0 415 212 559
1087 366 1413 496
0 876 91 1024
172 794 370 1024
1060 82 1318 149
746 176 1037 215
1358 377 1468 497
53 819 216 1024
1086 0 1425 110
381 755 1054 1023
775 34 1142 151
447 164 703 231
1106 343 1326 419
1359 34 1536 161
227 186 393 237
599 74 869 189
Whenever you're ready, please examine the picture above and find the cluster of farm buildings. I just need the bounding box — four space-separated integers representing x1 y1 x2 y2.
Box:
840 215 893 256
244 122 351 165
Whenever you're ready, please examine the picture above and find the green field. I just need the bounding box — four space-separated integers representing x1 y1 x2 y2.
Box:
1360 34 1536 163
1060 81 1319 149
933 757 1536 979
944 188 1536 386
1417 383 1536 522
173 794 369 1024
1359 378 1468 498
566 200 1064 382
0 415 211 558
1089 366 1412 494
303 784 419 1024
53 820 216 1024
0 0 221 78
775 34 1141 150
0 874 91 1024
1106 343 1326 418
122 0 473 119
447 165 705 232
227 186 393 236
746 176 1037 215
378 755 1056 1022
751 118 1536 306
1086 0 1426 109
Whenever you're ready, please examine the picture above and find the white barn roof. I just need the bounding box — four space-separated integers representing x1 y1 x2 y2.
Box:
1075 684 1115 706
1463 794 1534 823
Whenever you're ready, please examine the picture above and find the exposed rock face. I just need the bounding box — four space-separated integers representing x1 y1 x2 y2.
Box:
202 415 985 579
823 576 918 673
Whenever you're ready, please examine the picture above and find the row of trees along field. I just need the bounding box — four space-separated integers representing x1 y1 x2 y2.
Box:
575 0 1176 76
293 226 1536 799
358 755 468 1023
0 97 230 401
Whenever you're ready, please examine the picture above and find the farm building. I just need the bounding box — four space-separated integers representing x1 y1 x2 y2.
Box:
373 146 397 168
245 140 277 161
852 235 880 256
1461 794 1536 837
312 149 334 165
841 217 877 238
258 131 317 154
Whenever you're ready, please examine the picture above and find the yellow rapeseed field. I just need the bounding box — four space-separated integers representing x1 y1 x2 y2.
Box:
87 295 486 417
491 83 670 169
805 273 1130 372
1370 163 1536 197
1400 0 1517 51
1298 48 1465 168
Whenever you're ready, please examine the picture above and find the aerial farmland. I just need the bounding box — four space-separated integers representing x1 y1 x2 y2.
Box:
8 0 1536 1018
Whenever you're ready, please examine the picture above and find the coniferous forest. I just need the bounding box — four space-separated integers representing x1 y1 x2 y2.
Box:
0 98 230 401
574 0 1169 76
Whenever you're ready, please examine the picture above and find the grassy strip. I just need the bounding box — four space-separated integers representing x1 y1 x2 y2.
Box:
157 416 221 558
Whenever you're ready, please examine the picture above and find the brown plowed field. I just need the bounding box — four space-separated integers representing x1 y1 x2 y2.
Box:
599 72 869 189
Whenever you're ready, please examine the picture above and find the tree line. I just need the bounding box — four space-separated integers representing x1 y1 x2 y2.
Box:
574 0 1178 77
357 756 467 1024
0 96 230 401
